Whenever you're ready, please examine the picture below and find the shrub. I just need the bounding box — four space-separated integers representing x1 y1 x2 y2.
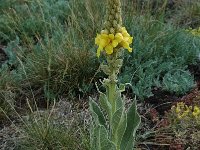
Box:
120 15 200 99
168 102 200 149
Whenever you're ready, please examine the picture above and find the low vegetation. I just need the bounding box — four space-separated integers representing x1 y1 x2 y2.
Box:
0 0 200 149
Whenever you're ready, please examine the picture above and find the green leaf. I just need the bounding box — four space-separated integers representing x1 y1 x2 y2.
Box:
115 59 123 68
111 107 127 148
89 97 107 128
120 100 141 150
91 125 116 150
119 84 125 92
99 92 112 120
90 120 95 148
115 91 123 110
100 64 111 75
112 107 123 135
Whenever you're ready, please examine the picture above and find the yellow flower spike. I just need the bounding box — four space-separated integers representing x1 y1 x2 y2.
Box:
127 36 133 44
120 41 132 52
109 34 115 40
97 46 103 57
115 33 123 42
101 34 109 38
92 0 141 147
95 27 133 57
120 27 126 32
112 40 119 47
99 39 109 48
95 34 101 44
124 37 130 42
127 47 133 52
105 44 114 54
122 32 130 37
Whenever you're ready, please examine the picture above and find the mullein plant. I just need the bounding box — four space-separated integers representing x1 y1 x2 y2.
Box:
89 0 140 150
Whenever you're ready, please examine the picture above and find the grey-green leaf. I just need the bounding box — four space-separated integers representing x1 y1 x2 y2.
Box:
91 125 116 150
99 92 112 120
115 91 123 110
119 84 125 92
112 107 127 148
89 97 107 128
120 100 141 150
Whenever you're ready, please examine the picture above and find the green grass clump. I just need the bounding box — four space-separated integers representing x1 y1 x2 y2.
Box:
0 64 18 119
15 107 89 150
0 0 102 102
17 32 98 100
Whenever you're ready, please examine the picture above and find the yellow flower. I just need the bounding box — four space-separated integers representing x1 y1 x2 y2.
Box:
175 106 181 114
115 33 123 42
175 102 184 113
186 27 200 36
95 34 111 57
174 102 191 119
193 106 200 117
120 27 133 52
95 27 133 57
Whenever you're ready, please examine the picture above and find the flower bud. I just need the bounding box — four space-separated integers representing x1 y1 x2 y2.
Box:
109 15 114 20
113 20 118 27
110 28 115 34
111 9 115 15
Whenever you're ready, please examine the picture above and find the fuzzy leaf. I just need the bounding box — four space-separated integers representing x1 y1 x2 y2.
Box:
89 97 107 128
120 100 141 150
99 92 112 120
119 84 125 92
115 91 123 110
112 107 127 148
91 125 116 150
115 59 123 68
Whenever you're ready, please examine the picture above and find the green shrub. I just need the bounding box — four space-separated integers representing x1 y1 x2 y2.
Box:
120 16 200 99
162 70 195 95
168 102 200 149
